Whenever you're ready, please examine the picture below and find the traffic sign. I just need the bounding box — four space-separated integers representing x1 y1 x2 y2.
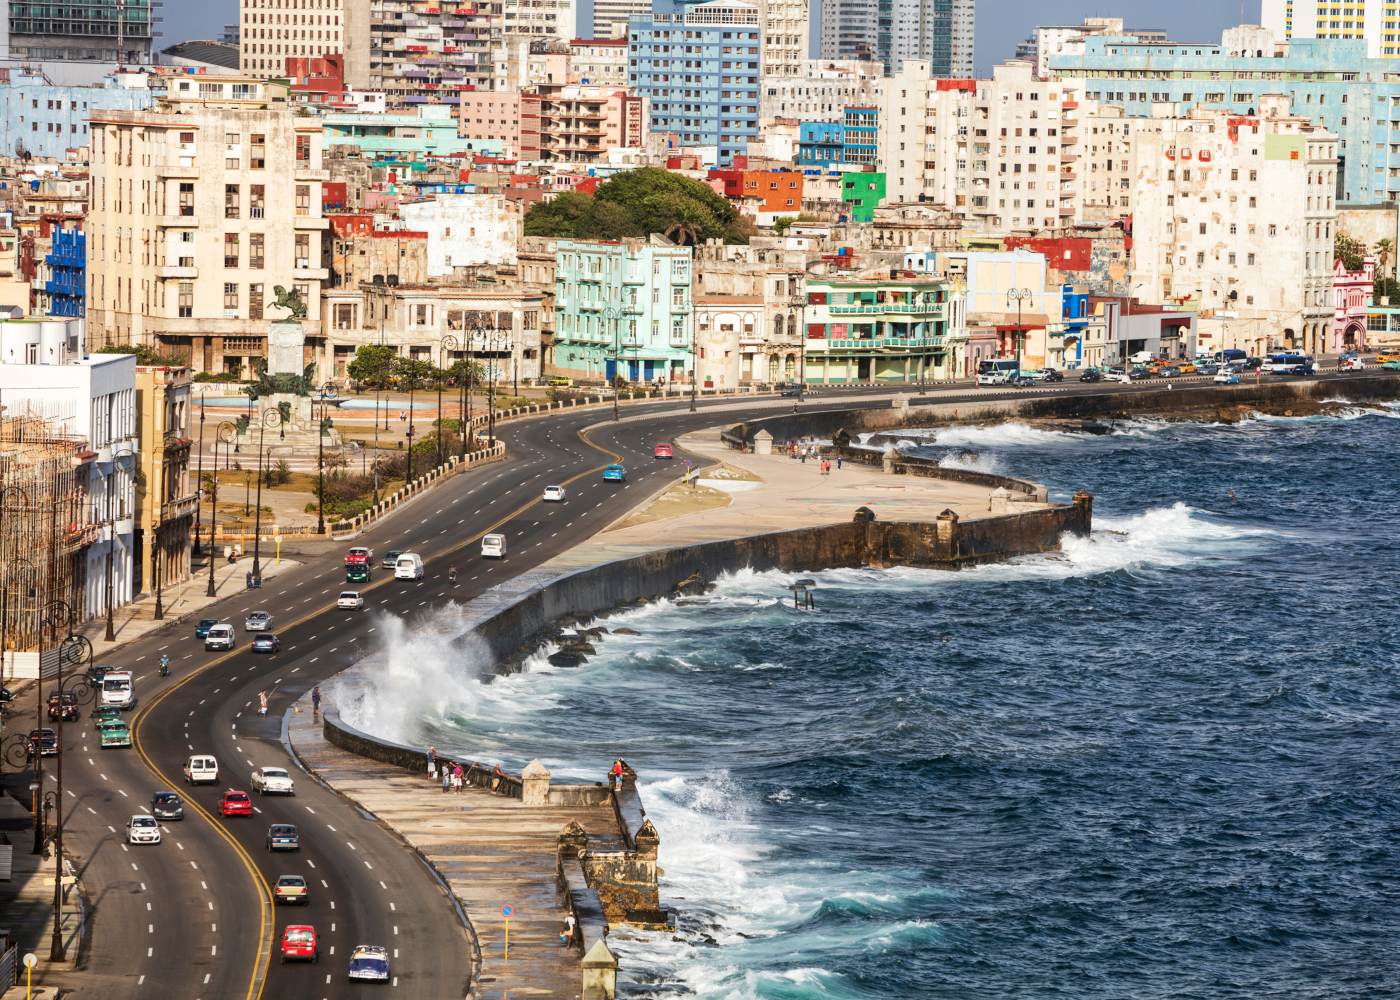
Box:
501 904 513 918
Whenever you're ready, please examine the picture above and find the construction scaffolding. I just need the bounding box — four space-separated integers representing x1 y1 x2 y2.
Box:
0 406 94 680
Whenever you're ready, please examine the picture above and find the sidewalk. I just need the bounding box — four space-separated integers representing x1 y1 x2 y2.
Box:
75 553 302 661
0 827 83 996
287 693 623 1000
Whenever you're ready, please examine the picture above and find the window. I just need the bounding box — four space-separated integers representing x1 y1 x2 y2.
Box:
224 282 238 311
295 185 310 215
249 283 263 320
225 184 239 219
178 282 193 318
295 233 310 269
295 135 311 163
250 234 264 269
250 185 265 219
178 182 194 216
224 233 239 268
250 134 266 169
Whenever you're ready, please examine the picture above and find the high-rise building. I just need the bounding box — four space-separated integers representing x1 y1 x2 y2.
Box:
594 0 651 38
1050 25 1400 204
759 0 810 78
1262 0 1398 57
628 0 762 165
1016 16 1166 79
820 0 971 76
241 0 371 85
87 76 328 372
3 0 155 83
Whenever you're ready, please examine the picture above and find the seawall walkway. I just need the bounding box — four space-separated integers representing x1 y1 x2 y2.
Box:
286 694 623 1000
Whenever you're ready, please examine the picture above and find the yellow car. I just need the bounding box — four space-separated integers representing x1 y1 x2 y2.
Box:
1376 350 1400 364
547 376 573 387
1176 361 1197 374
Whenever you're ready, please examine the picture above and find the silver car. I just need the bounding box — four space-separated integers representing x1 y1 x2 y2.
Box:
244 610 272 632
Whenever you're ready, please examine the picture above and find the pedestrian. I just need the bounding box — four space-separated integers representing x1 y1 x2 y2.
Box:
427 746 437 779
258 689 269 716
491 763 505 793
610 758 625 790
836 454 843 470
453 762 464 792
441 761 453 792
311 685 322 719
560 912 577 946
800 447 807 464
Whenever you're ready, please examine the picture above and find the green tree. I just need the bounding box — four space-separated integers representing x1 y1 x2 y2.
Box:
523 167 749 244
347 344 398 389
1335 230 1367 272
1375 275 1400 303
96 343 184 366
393 356 437 388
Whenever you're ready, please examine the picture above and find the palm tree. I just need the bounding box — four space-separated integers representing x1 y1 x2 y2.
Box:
1376 238 1393 278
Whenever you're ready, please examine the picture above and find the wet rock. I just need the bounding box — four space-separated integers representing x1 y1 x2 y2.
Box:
548 651 587 668
562 640 596 656
672 572 707 597
582 626 608 639
612 627 640 636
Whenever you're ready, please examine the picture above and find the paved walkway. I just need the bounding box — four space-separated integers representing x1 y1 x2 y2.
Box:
0 824 83 995
287 694 624 1000
552 428 1048 569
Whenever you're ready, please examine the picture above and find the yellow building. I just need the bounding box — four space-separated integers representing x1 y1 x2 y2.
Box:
135 366 197 598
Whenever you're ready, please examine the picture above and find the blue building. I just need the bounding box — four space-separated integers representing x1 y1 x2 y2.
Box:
798 122 845 168
1052 34 1400 204
45 228 85 318
842 106 879 165
627 0 761 166
0 71 153 161
1060 285 1089 367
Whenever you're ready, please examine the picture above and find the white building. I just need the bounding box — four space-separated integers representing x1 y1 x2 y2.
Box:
1262 0 1396 58
1130 98 1338 357
761 59 881 124
0 321 137 626
759 0 811 79
398 195 521 278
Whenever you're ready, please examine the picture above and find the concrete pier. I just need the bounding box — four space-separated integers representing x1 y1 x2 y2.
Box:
287 697 626 1000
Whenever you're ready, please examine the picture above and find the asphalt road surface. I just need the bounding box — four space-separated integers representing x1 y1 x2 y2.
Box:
20 370 1383 999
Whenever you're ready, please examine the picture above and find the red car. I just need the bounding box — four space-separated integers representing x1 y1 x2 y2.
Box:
280 924 319 963
217 789 253 817
653 442 674 459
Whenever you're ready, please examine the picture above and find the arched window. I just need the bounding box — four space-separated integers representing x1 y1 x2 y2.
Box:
773 314 785 339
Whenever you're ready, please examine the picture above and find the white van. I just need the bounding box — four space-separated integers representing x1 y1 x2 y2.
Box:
204 623 235 651
1129 350 1156 365
976 359 1019 386
394 552 424 580
183 754 219 785
101 670 135 710
481 533 507 559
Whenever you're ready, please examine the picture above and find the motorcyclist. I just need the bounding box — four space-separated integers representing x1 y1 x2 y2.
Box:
447 567 458 586
159 654 170 677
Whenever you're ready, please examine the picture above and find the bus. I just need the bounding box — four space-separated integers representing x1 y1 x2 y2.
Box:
976 359 1019 386
1266 352 1315 375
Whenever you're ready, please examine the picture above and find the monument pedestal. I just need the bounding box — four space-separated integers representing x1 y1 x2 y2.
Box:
237 320 344 460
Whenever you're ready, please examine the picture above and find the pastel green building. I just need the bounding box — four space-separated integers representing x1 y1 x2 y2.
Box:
841 171 887 223
553 237 695 384
320 105 504 161
801 276 952 383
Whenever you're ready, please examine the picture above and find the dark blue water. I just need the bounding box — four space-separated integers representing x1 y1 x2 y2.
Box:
344 402 1400 999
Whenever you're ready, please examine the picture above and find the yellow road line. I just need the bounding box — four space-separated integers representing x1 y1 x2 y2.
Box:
117 417 625 999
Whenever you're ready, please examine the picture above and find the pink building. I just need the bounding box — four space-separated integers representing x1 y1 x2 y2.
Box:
1331 257 1374 352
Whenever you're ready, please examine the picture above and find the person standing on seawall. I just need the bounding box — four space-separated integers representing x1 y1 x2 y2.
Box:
427 746 437 779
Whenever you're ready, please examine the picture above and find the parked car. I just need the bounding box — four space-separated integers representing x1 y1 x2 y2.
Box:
281 925 319 963
1196 363 1221 375
217 790 253 817
274 874 310 905
251 633 281 655
1214 370 1241 385
251 766 295 795
267 823 301 852
151 791 184 820
337 591 364 609
194 618 219 639
1078 368 1103 383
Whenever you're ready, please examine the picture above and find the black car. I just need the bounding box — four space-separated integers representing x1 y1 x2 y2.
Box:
1129 367 1152 381
1078 368 1103 383
151 791 185 820
777 382 803 397
1196 363 1221 375
1157 365 1181 377
28 728 58 757
1242 357 1264 371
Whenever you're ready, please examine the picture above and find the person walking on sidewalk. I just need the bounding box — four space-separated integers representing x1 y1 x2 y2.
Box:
453 762 465 792
311 685 322 719
441 760 453 792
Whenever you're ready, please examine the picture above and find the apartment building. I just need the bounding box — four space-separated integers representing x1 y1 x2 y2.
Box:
87 77 328 373
240 0 370 85
801 274 951 382
552 237 694 383
593 0 649 38
0 69 153 160
762 60 881 124
570 38 629 87
1130 98 1338 357
1050 25 1400 204
873 60 1079 233
1261 0 1398 57
761 0 811 79
3 0 154 83
628 0 762 166
460 86 646 163
1021 17 1166 80
133 365 195 595
820 0 972 75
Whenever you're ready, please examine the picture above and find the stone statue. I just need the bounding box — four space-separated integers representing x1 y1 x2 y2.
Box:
269 284 308 321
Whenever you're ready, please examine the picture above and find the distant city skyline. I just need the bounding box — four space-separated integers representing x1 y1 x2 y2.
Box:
163 1 1259 75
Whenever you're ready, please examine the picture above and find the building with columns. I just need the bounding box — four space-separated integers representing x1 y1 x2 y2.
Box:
86 76 328 374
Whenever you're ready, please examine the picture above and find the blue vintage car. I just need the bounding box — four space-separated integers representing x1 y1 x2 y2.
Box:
602 464 626 482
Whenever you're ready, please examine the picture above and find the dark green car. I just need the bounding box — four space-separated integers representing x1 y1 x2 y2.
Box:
195 618 220 639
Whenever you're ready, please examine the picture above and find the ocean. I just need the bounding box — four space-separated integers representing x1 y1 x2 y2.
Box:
338 401 1400 999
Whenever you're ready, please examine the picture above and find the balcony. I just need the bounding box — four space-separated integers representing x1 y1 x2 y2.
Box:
828 302 945 316
293 216 331 230
156 215 198 228
293 265 331 280
810 336 943 351
294 167 332 182
156 162 199 179
161 493 200 523
156 264 199 279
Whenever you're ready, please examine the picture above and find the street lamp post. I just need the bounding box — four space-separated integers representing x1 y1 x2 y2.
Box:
405 357 418 483
603 305 621 421
315 382 335 536
250 410 282 587
1007 288 1033 374
207 422 237 597
192 389 206 556
47 612 83 961
788 287 807 406
440 334 463 460
103 446 133 642
484 332 510 447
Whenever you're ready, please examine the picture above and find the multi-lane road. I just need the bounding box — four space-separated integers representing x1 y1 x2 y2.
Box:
14 370 1385 998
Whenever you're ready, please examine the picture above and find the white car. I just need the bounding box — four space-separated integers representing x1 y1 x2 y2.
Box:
250 766 295 795
126 814 161 845
204 624 235 651
336 591 364 609
1341 356 1366 370
542 485 567 502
